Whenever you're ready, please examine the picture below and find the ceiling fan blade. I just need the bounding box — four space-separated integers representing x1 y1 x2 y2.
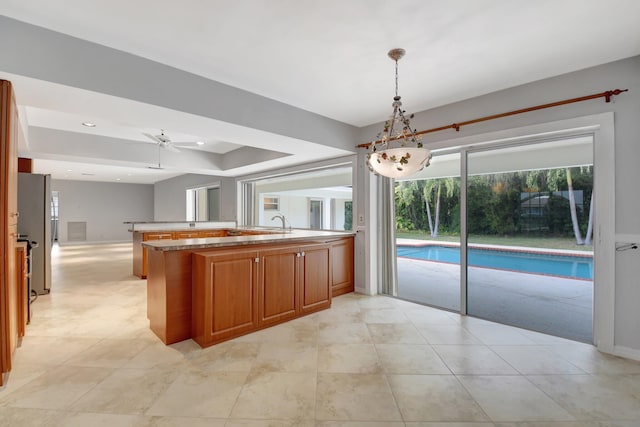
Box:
142 133 162 144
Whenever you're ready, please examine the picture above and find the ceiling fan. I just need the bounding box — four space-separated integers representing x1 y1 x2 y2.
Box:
142 129 204 153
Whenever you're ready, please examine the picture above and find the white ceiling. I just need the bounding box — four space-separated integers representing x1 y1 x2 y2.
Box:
1 0 639 184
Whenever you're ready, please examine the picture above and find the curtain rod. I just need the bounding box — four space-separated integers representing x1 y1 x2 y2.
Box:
357 88 628 149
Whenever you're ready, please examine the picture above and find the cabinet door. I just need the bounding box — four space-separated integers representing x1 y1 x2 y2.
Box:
192 250 259 346
331 237 354 297
259 247 299 327
299 243 331 314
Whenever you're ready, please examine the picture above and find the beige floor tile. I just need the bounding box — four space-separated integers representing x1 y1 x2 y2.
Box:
315 373 402 421
226 420 314 427
360 308 409 324
318 343 381 374
416 324 483 345
0 407 67 427
376 344 451 374
405 423 495 427
367 323 426 344
187 341 260 373
356 296 397 309
70 367 179 414
311 308 363 324
489 346 585 374
146 371 248 418
12 336 102 366
527 374 640 421
64 338 151 368
0 365 112 410
404 308 461 325
233 321 318 344
230 372 316 420
0 363 48 398
461 324 538 346
146 416 226 426
388 374 489 422
121 339 200 370
251 341 318 373
58 412 151 427
318 323 372 344
545 343 640 374
432 345 519 375
458 376 575 422
317 422 405 427
493 422 635 427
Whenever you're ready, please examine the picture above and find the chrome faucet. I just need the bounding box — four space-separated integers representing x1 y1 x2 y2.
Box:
271 214 287 230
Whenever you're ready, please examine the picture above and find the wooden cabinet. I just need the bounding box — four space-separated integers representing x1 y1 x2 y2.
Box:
259 246 299 327
300 243 332 313
330 237 354 297
192 249 260 346
1 80 19 386
15 242 28 338
147 236 353 346
191 242 332 347
197 230 226 238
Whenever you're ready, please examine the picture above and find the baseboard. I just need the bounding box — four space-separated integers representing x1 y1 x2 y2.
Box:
598 343 640 362
611 345 640 361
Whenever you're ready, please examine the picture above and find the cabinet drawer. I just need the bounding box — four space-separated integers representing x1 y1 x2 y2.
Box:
143 233 173 241
198 230 227 238
173 231 201 239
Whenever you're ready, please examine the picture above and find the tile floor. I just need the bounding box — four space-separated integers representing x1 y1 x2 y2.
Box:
1 243 640 426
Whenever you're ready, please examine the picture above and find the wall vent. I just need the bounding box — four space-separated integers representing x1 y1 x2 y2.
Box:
67 221 87 241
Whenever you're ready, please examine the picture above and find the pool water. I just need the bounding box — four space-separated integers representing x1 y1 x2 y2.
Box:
396 245 593 280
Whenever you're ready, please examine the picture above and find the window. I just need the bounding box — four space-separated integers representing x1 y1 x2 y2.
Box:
186 185 220 221
239 163 353 231
263 196 279 211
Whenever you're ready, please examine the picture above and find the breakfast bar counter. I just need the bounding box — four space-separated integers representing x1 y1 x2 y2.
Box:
143 229 354 346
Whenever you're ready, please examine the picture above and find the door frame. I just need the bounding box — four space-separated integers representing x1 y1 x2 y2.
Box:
424 113 614 350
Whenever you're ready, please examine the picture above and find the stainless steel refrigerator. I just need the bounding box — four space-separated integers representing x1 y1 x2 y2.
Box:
18 173 52 295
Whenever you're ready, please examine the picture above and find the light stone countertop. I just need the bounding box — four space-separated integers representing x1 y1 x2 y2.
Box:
142 229 355 252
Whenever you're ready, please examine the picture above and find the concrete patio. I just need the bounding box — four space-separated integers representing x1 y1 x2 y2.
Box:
397 257 593 343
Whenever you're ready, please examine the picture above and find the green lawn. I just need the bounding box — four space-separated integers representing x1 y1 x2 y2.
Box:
396 231 593 251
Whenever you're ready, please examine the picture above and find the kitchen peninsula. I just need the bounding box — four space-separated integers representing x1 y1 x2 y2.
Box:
142 227 354 347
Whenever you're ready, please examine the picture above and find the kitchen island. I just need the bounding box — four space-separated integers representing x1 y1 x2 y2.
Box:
143 229 354 347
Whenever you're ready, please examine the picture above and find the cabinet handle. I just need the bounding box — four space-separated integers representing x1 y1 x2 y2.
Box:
301 251 305 257
254 257 260 263
296 252 301 258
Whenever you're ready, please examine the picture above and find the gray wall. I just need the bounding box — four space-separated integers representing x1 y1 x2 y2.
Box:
358 55 640 352
154 174 236 221
52 179 154 243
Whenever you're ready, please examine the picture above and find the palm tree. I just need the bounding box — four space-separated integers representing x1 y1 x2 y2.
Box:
565 168 584 245
423 178 458 237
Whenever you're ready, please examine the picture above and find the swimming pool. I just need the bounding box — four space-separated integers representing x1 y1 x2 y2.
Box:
396 245 593 280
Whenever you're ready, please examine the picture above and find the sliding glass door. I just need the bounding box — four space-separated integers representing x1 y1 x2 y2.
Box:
395 153 461 311
465 137 594 342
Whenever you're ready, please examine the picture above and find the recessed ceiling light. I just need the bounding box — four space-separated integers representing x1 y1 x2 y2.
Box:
66 169 72 172
82 122 96 127
196 141 205 146
116 178 121 181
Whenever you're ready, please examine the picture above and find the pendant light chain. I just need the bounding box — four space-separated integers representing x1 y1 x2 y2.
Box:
395 58 399 98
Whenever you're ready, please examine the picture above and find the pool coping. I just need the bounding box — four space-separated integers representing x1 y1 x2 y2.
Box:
396 238 593 258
